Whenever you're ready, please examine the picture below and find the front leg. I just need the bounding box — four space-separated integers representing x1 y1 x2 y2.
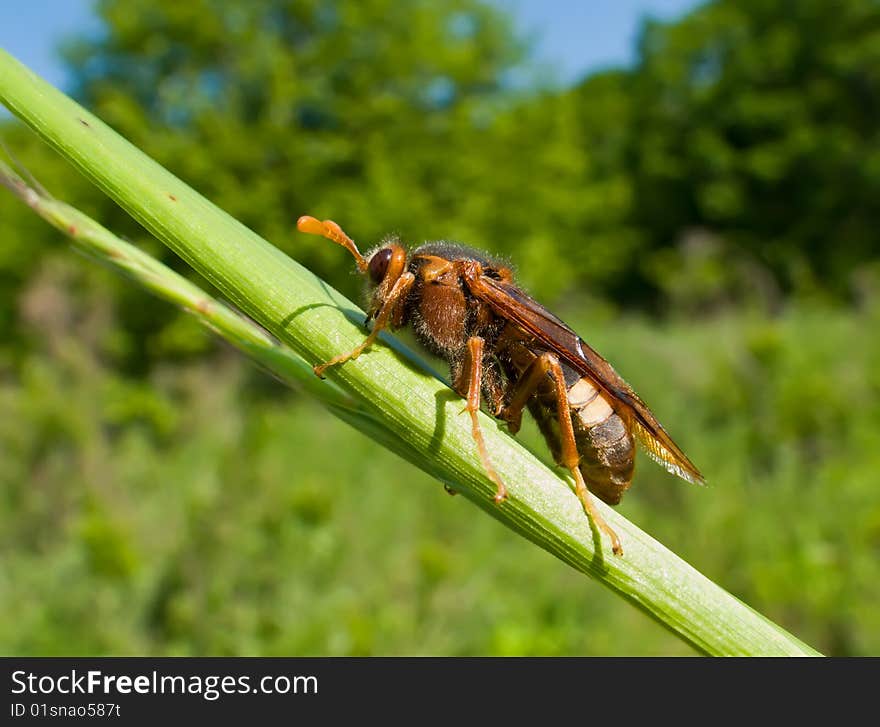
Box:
314 272 415 378
454 336 508 504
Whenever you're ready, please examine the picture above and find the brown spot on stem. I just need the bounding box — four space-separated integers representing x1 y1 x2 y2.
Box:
78 118 90 127
67 225 77 235
168 193 177 202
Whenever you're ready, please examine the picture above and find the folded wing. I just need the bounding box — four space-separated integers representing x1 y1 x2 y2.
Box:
470 275 705 487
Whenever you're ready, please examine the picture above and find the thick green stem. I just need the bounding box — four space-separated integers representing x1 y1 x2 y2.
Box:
0 157 429 471
0 49 820 655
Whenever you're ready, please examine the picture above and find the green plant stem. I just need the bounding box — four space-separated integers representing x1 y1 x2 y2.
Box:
0 49 821 655
0 156 356 407
0 157 426 467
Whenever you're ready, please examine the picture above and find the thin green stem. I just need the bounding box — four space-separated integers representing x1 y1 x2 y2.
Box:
0 49 821 655
0 156 355 413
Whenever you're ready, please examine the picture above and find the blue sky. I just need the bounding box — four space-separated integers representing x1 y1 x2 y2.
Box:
0 0 702 90
496 0 703 80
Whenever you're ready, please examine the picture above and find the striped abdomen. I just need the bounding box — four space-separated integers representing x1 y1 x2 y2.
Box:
566 378 635 505
527 375 635 506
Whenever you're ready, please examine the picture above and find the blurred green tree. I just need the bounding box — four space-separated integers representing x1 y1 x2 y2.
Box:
3 0 879 359
64 0 526 289
627 0 880 306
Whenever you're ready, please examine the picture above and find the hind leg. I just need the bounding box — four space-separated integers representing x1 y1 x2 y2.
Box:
499 352 623 556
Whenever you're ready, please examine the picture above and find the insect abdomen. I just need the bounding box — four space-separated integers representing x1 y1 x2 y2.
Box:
567 379 635 506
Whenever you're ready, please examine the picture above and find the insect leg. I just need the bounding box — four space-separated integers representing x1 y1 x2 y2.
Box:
313 272 415 378
501 353 622 555
459 336 508 504
497 357 554 435
545 355 623 556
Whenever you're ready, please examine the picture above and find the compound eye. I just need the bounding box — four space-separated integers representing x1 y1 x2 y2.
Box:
368 248 393 284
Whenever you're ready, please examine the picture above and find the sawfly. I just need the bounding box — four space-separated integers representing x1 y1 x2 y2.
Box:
297 216 704 555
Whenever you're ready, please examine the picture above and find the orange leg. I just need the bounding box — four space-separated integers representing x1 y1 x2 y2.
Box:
314 272 415 378
460 336 508 504
501 353 623 556
498 356 552 435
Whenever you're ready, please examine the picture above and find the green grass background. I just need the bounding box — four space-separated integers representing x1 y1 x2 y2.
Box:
3 288 877 655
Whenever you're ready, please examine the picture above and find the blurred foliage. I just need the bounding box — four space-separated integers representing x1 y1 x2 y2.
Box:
2 292 878 655
1 0 879 654
629 0 880 303
3 0 878 365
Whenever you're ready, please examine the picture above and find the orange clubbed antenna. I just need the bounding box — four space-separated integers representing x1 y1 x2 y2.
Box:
296 215 367 273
